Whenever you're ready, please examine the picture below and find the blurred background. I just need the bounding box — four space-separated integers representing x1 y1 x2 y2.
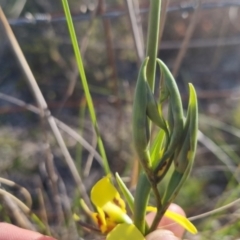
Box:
1 0 240 239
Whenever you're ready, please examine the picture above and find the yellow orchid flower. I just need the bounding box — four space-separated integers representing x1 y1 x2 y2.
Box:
77 175 197 239
79 176 132 234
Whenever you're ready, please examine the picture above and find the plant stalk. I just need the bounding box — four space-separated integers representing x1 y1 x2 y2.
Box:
146 0 161 91
134 0 162 234
133 173 151 234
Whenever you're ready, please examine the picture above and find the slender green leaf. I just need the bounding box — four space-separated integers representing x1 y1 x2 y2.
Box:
115 173 134 213
150 129 166 169
61 0 110 174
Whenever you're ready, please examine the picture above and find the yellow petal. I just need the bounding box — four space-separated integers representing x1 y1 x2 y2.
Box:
91 176 119 207
106 223 145 240
146 206 157 212
164 210 197 234
91 176 126 212
146 206 197 234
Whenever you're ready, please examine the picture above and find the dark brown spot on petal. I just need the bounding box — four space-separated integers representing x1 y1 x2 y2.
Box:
104 211 110 219
96 214 103 228
113 197 120 207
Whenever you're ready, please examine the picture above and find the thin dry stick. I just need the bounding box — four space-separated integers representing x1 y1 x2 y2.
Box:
189 198 240 221
159 197 240 231
57 176 79 240
0 177 32 208
98 0 124 156
133 0 144 51
42 142 65 226
36 188 51 235
37 70 65 226
0 189 48 233
172 0 202 77
198 131 240 182
98 0 119 94
55 119 104 165
2 195 34 230
0 93 104 165
0 8 46 112
0 7 90 206
84 131 97 177
0 189 30 214
125 0 144 63
159 0 169 43
37 159 73 237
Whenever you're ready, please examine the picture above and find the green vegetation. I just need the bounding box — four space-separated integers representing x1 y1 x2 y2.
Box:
0 1 240 239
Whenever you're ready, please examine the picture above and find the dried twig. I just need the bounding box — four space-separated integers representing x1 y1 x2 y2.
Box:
0 92 104 166
159 0 170 43
0 177 32 208
125 0 144 63
2 194 34 230
83 131 97 177
0 7 90 206
198 131 240 182
36 188 51 235
172 0 202 77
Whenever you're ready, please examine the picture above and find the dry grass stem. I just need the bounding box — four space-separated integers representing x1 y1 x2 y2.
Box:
172 0 202 77
0 7 90 206
0 93 104 165
159 0 169 43
36 188 51 235
0 177 32 208
83 131 97 177
198 131 240 182
2 195 34 230
125 0 144 63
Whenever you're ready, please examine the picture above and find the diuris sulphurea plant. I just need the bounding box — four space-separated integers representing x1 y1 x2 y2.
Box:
60 0 199 239
74 57 198 239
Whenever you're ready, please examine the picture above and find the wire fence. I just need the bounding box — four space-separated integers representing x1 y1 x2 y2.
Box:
2 0 240 102
7 1 240 26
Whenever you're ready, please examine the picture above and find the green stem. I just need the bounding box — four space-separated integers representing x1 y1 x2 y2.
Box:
61 0 110 174
146 0 161 91
133 173 151 234
148 203 169 233
134 0 162 235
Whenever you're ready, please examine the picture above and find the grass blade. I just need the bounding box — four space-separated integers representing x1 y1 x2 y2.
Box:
61 0 110 174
